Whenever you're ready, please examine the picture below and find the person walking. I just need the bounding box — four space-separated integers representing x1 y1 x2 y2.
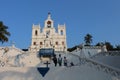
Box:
52 54 57 67
63 57 67 67
58 54 62 66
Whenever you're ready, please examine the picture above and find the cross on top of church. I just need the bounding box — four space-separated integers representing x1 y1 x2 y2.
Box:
48 12 51 19
48 12 51 15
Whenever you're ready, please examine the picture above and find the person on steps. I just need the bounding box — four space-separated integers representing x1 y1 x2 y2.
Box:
52 54 57 67
63 57 67 67
58 54 62 66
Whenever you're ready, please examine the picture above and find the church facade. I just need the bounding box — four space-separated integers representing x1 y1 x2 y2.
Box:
29 13 67 52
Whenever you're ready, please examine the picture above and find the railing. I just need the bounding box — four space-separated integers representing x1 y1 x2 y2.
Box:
90 52 106 58
0 47 28 67
85 58 120 77
69 52 120 78
91 51 120 58
107 51 120 56
0 55 15 67
0 60 5 67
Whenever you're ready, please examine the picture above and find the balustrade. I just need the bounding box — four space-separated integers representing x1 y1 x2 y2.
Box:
70 52 120 78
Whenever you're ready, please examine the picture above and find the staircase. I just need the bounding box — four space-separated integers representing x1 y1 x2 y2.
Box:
69 52 120 79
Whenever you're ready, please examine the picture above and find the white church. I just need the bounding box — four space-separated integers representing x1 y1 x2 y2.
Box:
29 13 67 52
0 13 108 67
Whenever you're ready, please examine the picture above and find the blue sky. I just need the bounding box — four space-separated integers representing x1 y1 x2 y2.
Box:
0 0 120 49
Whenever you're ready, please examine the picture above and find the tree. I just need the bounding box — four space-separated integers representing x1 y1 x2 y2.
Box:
104 42 113 51
84 33 92 46
114 44 120 50
96 42 104 46
0 21 10 43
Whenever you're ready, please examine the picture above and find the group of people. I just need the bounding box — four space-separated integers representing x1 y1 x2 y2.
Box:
52 54 74 67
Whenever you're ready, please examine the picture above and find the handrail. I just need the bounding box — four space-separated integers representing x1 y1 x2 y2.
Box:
69 52 120 77
91 51 120 59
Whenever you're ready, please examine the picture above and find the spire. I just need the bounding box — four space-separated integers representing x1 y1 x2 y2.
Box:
48 12 51 19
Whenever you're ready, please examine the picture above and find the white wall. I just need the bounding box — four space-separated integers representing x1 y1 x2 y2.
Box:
72 46 107 58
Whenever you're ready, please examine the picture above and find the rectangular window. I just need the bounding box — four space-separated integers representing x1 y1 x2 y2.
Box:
40 42 43 45
62 41 64 45
56 42 58 45
33 42 36 45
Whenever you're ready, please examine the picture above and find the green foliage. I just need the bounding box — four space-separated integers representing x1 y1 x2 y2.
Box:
84 33 92 46
104 42 113 51
0 21 10 43
96 42 120 51
68 32 120 51
96 42 104 46
114 44 120 51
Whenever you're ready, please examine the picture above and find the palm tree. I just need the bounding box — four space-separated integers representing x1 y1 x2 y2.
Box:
0 21 10 43
84 33 92 46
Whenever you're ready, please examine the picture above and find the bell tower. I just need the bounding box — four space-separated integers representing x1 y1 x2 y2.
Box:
44 12 54 28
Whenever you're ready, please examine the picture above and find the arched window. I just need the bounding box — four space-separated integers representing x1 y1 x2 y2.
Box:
40 42 43 45
47 21 51 28
33 42 36 45
62 41 64 45
35 30 38 36
47 21 51 24
56 42 58 45
60 30 63 35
